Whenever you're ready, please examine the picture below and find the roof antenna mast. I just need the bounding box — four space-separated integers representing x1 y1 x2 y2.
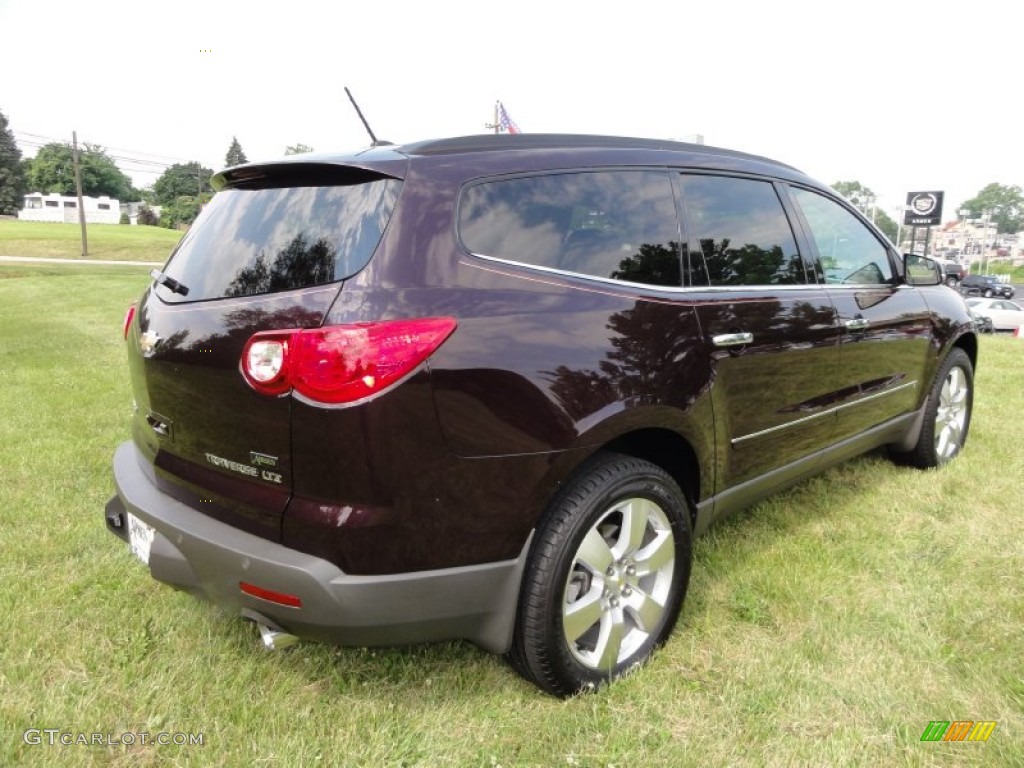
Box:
345 87 389 146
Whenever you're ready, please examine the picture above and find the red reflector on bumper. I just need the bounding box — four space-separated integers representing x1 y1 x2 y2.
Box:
239 581 303 608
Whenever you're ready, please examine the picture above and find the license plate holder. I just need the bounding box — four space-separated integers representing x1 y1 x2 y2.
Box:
126 512 155 566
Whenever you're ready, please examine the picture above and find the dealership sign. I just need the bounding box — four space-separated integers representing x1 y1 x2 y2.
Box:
904 191 944 226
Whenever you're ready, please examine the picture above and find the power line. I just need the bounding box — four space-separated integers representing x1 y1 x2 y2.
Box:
12 129 219 204
13 131 207 178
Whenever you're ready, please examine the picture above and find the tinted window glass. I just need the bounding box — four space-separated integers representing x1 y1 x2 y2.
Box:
791 187 893 284
156 177 401 303
680 175 805 286
459 171 682 287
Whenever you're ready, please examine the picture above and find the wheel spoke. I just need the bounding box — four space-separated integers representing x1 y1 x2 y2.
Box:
633 529 674 576
624 587 665 633
593 611 625 671
563 588 603 643
575 528 613 574
614 499 650 558
948 368 962 399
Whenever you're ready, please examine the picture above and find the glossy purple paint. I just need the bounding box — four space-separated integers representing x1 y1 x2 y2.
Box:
120 135 977 579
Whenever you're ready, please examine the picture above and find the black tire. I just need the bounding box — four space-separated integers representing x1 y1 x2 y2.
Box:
508 453 692 697
890 348 973 468
945 276 957 287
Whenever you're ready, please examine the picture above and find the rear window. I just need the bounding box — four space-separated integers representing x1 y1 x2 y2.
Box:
155 176 401 303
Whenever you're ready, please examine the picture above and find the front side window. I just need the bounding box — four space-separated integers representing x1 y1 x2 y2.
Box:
459 171 682 287
791 187 893 284
156 176 401 303
680 175 806 286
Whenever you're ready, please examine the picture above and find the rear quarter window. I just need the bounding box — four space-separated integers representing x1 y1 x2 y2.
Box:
156 176 401 303
458 170 682 288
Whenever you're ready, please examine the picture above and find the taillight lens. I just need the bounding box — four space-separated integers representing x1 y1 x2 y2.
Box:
241 317 457 405
242 335 291 395
123 304 137 340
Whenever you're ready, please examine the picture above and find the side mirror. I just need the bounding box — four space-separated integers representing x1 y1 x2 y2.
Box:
903 253 942 286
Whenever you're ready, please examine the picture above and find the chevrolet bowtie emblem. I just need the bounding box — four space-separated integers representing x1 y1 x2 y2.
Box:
139 330 161 355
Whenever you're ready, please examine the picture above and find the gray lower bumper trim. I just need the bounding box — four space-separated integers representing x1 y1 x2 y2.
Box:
107 441 529 654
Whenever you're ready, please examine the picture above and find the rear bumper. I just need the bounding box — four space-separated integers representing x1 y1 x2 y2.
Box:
105 441 529 654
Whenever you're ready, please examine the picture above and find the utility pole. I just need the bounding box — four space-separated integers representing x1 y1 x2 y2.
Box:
72 131 88 258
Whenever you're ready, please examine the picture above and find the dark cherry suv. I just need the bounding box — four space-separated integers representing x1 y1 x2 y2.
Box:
105 134 977 696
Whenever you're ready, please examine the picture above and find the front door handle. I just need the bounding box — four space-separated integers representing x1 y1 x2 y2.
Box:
844 318 870 331
712 332 754 347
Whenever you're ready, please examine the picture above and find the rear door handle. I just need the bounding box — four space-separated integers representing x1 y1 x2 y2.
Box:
844 318 870 330
712 332 754 347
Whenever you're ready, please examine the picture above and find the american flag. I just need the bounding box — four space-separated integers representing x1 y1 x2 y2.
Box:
498 102 520 134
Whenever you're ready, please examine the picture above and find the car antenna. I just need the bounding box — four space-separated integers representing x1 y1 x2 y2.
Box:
345 87 392 147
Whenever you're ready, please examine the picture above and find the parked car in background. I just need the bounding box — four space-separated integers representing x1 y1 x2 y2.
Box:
966 298 1024 332
967 307 995 334
939 261 965 287
960 274 1015 298
104 133 978 697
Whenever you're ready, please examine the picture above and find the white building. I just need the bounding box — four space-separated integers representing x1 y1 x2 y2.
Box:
18 193 121 224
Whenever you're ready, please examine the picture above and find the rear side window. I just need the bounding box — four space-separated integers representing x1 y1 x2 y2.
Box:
790 187 893 284
459 171 682 287
156 177 401 303
680 175 807 286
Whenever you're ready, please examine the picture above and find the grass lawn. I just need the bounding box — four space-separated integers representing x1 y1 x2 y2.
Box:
0 220 182 263
1 263 1021 766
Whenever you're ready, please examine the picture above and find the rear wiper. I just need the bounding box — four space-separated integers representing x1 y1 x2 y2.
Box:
150 269 190 297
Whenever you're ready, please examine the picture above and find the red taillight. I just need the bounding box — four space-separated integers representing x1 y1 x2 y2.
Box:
241 317 457 405
123 304 137 340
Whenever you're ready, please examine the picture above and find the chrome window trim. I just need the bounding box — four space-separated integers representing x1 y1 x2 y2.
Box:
467 251 845 294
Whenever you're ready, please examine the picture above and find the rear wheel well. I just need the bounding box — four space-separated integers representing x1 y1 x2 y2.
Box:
602 429 700 528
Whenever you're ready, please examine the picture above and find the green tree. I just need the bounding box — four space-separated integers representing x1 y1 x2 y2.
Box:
153 162 214 207
25 142 134 200
284 143 314 155
225 136 248 167
873 209 898 243
960 183 1023 234
831 180 898 242
832 181 878 217
159 195 202 229
0 108 27 214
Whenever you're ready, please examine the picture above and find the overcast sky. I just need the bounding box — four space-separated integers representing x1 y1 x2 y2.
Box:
2 0 1019 222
